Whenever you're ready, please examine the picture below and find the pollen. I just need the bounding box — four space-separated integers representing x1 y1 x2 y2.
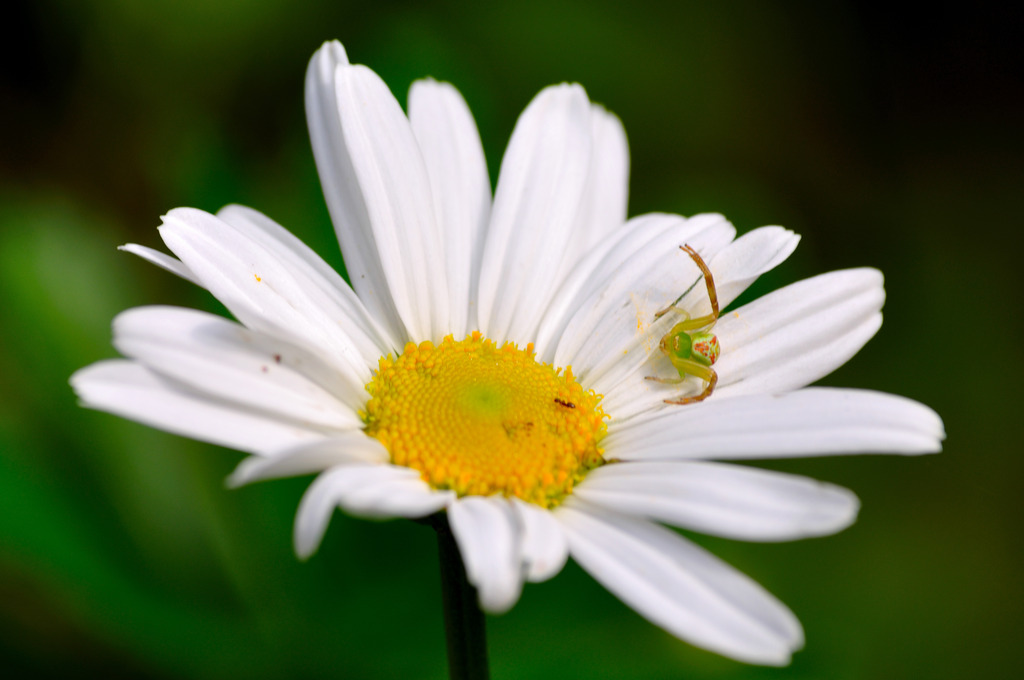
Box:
363 332 608 508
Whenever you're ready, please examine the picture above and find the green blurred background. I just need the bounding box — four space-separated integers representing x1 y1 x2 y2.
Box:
2 1 1021 678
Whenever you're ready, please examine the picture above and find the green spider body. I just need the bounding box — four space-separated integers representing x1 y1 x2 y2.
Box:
662 329 720 367
647 245 721 405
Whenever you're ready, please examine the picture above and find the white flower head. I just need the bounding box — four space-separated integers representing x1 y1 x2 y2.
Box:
72 40 944 666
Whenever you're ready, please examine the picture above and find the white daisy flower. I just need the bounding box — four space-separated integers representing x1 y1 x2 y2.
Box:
71 40 943 666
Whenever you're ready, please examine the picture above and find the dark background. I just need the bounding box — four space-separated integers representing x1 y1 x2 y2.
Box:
2 1 1021 678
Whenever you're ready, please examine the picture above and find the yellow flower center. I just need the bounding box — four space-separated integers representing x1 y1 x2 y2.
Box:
363 332 608 507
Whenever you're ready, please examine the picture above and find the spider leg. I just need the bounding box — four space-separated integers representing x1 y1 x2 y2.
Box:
662 357 718 405
653 245 720 326
674 244 720 325
644 374 685 385
658 314 715 333
653 304 685 320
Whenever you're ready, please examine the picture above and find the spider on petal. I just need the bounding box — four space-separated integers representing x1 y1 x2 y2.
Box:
646 244 721 404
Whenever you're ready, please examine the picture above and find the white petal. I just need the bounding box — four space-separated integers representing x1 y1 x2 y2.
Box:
216 204 397 352
565 105 630 257
706 226 800 309
339 466 454 519
335 64 450 342
512 498 569 582
113 306 361 429
557 500 803 665
575 461 859 541
713 268 884 398
305 42 406 345
550 213 736 388
227 433 390 488
605 388 945 460
119 244 199 285
533 213 669 362
448 496 524 614
71 360 325 455
477 84 593 345
294 464 453 558
158 207 376 408
408 79 491 338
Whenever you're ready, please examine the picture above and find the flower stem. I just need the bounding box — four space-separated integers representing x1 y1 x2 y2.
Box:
431 514 490 680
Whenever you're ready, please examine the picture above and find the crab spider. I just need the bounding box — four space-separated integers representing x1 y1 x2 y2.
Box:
645 244 721 405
